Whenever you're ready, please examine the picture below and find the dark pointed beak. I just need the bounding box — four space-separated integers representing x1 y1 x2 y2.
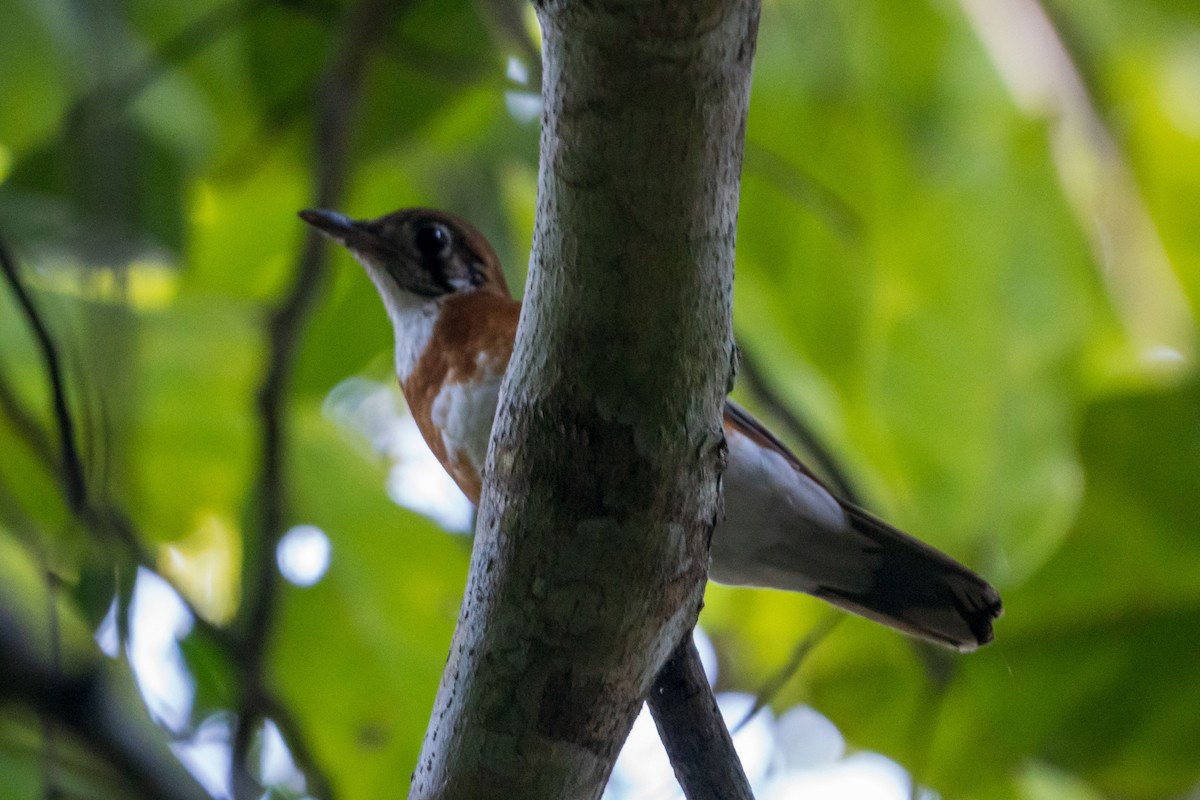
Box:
299 208 360 245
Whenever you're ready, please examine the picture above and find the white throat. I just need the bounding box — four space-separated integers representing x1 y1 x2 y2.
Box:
361 264 439 382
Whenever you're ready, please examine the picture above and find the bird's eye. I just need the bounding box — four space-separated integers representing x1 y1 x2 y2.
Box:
414 222 451 259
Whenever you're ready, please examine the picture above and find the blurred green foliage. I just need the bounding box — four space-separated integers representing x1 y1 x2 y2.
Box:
1 0 1197 797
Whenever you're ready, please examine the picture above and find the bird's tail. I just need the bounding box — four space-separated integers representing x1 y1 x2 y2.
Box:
813 503 1003 652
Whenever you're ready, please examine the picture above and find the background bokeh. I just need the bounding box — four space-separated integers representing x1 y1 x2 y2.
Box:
1 0 1198 797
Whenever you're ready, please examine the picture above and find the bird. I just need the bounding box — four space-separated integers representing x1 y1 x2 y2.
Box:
299 206 1003 651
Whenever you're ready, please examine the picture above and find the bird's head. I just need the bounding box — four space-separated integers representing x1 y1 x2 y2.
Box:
299 207 511 308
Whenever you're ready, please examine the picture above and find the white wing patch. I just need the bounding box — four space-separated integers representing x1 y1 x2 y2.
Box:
430 360 504 475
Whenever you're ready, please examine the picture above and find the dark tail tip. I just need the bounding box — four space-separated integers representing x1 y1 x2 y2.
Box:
959 582 1003 650
825 504 1004 652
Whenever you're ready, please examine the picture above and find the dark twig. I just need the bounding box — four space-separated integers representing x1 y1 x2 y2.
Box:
4 2 347 781
648 636 755 800
0 547 211 800
0 234 87 512
237 0 389 657
232 0 392 788
65 0 266 128
742 141 862 242
736 343 864 506
19 665 213 800
733 611 841 733
94 504 241 653
261 690 335 800
215 7 492 183
39 556 64 800
0 232 240 678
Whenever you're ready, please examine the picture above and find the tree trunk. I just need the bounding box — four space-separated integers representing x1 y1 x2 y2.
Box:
408 0 760 797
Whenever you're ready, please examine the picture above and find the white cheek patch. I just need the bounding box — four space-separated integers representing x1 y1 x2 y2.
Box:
448 273 475 292
430 365 504 474
446 256 488 292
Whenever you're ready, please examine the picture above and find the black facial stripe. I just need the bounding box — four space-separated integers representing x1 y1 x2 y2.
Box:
382 255 442 298
421 251 457 293
459 242 491 288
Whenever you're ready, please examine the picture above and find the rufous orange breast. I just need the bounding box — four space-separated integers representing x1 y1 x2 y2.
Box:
300 206 1002 651
401 291 519 503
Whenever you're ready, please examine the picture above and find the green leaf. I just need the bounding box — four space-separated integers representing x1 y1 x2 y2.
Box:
269 408 469 797
128 297 260 545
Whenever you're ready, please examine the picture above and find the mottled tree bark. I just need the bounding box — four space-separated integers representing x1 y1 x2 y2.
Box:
408 1 760 797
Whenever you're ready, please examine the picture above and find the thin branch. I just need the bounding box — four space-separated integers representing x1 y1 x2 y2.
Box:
4 1 355 782
237 0 390 655
95 504 241 654
647 637 755 800
261 690 335 800
0 560 210 800
65 0 267 128
232 0 393 787
30 669 213 800
0 230 246 721
0 233 186 604
213 11 489 184
735 342 863 506
0 234 87 512
733 611 841 733
39 554 64 800
742 141 862 242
